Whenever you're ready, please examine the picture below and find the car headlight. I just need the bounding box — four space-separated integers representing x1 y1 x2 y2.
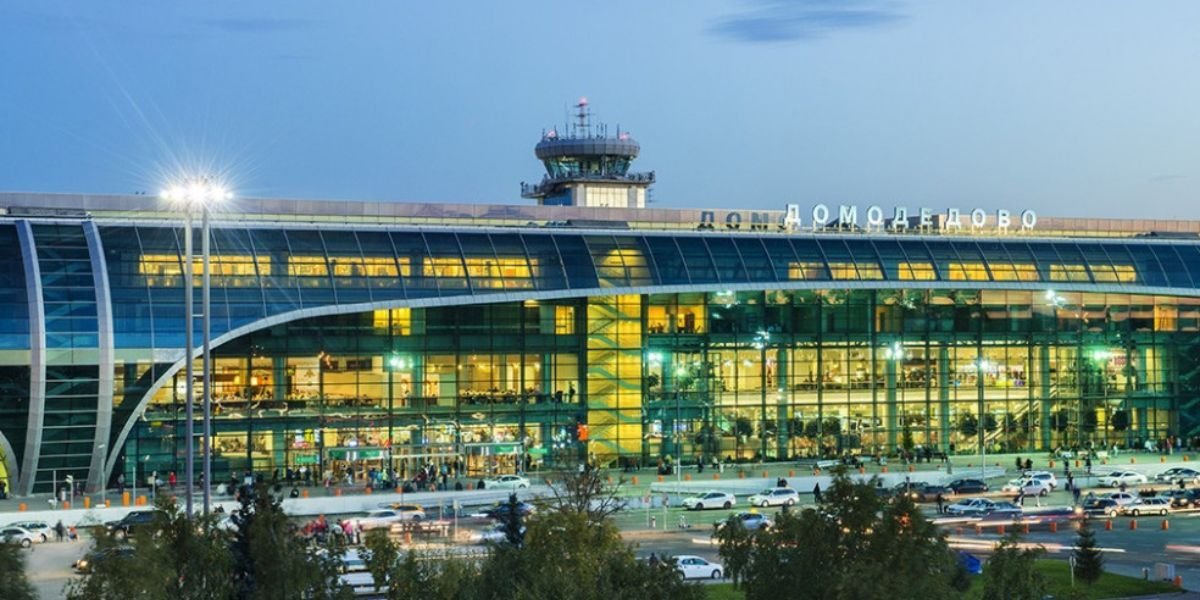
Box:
77 560 88 568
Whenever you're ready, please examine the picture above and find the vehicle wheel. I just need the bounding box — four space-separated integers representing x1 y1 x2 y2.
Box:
519 484 528 489
1040 490 1048 497
724 501 732 509
1162 509 1169 516
412 514 422 521
761 500 770 508
712 570 722 580
1132 509 1140 516
21 538 31 548
692 503 702 511
786 498 796 506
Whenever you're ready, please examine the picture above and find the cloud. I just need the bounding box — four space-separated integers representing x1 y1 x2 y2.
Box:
711 0 907 43
202 17 317 34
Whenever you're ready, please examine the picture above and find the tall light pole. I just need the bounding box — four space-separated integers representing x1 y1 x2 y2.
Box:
163 180 230 517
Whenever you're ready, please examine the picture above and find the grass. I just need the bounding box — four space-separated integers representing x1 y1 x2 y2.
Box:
963 560 1183 599
705 561 1182 600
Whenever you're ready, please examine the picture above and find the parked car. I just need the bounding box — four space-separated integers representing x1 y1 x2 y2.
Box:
1001 479 1050 497
104 510 157 541
1104 492 1139 506
682 491 736 511
1163 489 1200 509
6 520 52 543
1022 471 1059 490
384 503 426 521
1098 470 1148 487
481 501 536 520
945 498 997 516
1121 497 1172 516
948 479 989 494
674 555 724 580
909 484 952 502
983 501 1023 517
73 545 136 573
340 549 384 596
747 487 799 508
355 509 412 532
1081 498 1121 518
0 526 37 548
1155 467 1200 485
718 512 771 532
482 475 531 490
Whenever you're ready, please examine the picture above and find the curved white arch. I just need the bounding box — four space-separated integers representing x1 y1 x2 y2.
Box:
103 278 1200 482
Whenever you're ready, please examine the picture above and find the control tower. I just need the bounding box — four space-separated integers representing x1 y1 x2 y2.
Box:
520 97 654 208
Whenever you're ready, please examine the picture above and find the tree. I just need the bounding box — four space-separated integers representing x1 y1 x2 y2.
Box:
1111 409 1130 432
725 468 964 600
713 517 754 588
362 531 477 600
541 467 626 526
230 483 351 600
1073 520 1104 586
67 496 234 600
0 541 36 600
959 413 978 438
981 533 1045 600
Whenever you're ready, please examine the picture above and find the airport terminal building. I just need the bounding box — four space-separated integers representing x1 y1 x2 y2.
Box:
2 115 1200 496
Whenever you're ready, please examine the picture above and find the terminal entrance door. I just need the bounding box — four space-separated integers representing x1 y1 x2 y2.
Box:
464 442 524 477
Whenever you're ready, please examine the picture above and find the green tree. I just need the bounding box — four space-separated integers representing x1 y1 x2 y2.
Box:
729 468 963 600
230 483 351 600
0 541 37 600
67 496 234 600
981 533 1046 600
959 413 979 438
713 517 753 587
1073 520 1104 586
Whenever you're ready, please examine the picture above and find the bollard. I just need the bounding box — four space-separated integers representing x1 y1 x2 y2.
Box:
104 499 111 508
302 489 309 498
607 476 614 484
122 491 130 506
1130 519 1138 530
631 476 638 485
714 473 720 480
1175 575 1183 588
908 464 915 473
62 501 70 510
739 471 746 479
1022 523 1030 534
684 474 692 482
1162 519 1170 531
1161 456 1167 463
365 487 372 495
335 488 342 497
84 497 91 509
1050 521 1058 533
658 475 664 483
1131 458 1137 464
997 524 1005 535
1105 519 1113 531
466 483 474 491
17 503 26 512
788 470 795 478
1049 459 1055 469
1076 459 1082 468
404 531 412 545
859 467 866 475
762 471 769 479
882 467 889 474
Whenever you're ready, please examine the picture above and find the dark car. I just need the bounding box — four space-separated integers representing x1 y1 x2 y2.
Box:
482 501 535 520
1081 498 1120 517
73 545 136 573
910 484 952 502
104 510 157 541
1163 489 1200 509
948 479 989 494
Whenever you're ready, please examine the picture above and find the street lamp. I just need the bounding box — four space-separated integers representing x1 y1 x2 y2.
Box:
162 179 231 517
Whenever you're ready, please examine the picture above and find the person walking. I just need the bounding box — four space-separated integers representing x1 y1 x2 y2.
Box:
1072 485 1082 505
935 493 945 514
813 482 823 504
54 520 65 542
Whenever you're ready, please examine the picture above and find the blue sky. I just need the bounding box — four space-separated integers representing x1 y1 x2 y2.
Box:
1 1 1197 218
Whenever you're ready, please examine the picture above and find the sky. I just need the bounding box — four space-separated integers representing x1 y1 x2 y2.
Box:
1 1 1198 218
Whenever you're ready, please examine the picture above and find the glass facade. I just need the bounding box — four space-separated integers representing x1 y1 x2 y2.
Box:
3 214 1200 494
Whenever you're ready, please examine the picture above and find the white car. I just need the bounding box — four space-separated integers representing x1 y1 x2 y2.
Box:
0 526 37 548
674 555 724 580
5 521 51 543
1105 492 1139 506
1023 471 1059 490
1001 479 1050 497
1098 471 1148 487
355 509 411 531
747 487 799 508
483 475 531 490
682 491 736 510
385 503 426 521
945 498 996 516
340 549 384 596
1121 497 1171 516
